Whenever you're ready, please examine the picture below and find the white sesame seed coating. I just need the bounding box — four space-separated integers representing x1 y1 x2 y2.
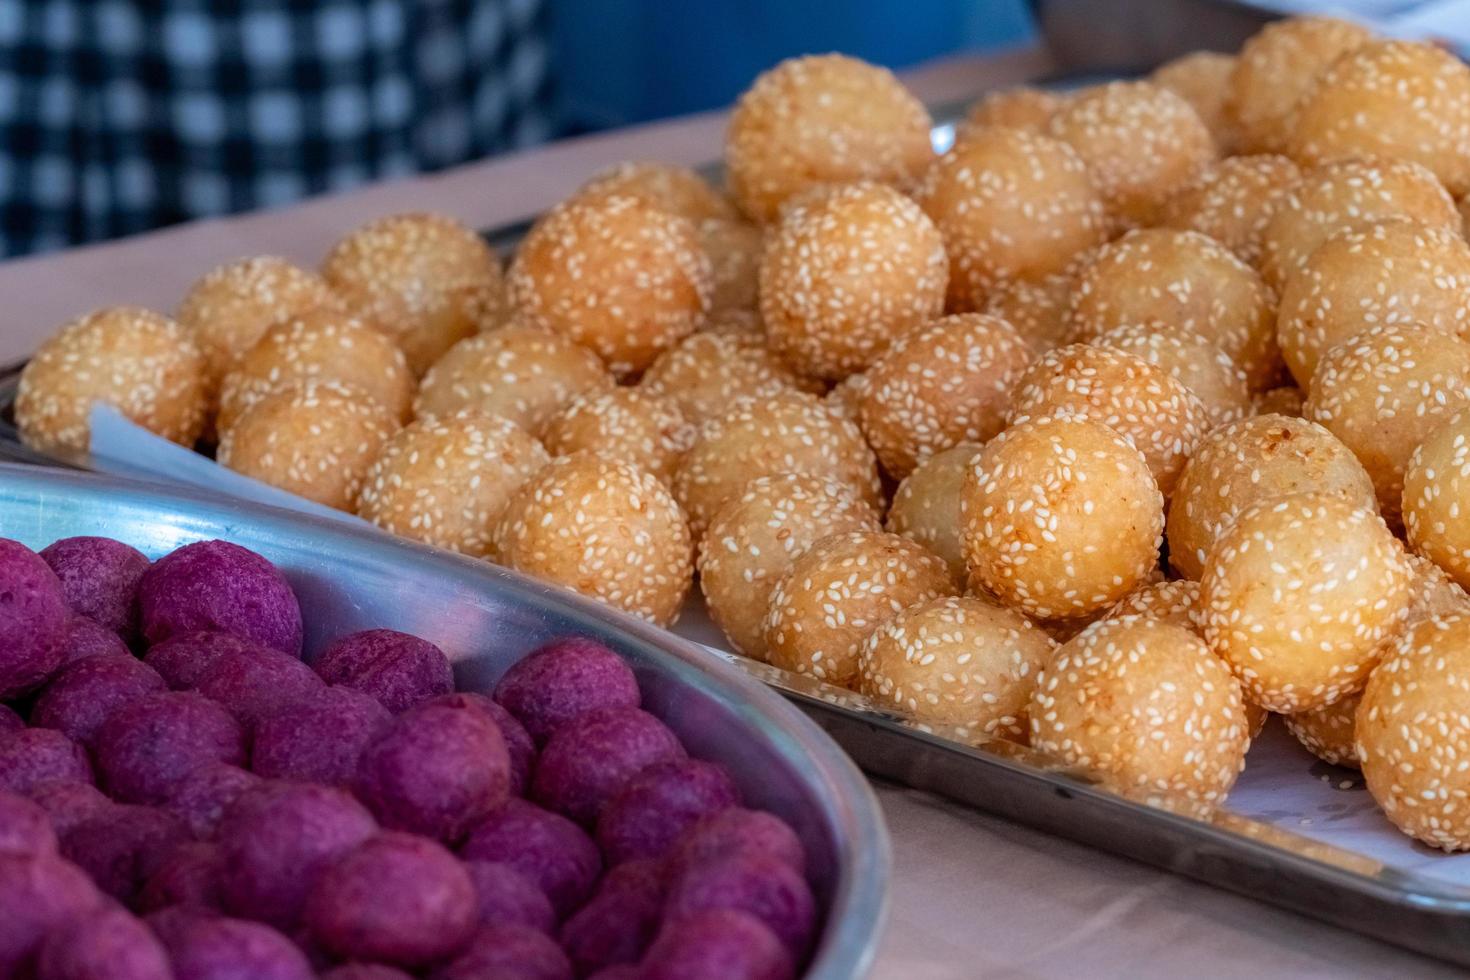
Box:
1158 154 1302 265
823 371 869 425
887 442 986 582
1151 52 1240 154
541 388 694 483
356 410 550 558
639 329 817 428
982 271 1079 357
573 161 740 223
761 529 956 689
1403 407 1470 590
858 595 1055 739
1092 321 1252 428
490 450 694 627
962 87 1066 136
1285 693 1361 768
1102 579 1203 635
16 306 208 456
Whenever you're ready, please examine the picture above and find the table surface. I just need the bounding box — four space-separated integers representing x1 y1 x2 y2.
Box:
0 44 1459 980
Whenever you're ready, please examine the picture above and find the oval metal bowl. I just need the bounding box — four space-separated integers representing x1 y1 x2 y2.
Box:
0 462 890 978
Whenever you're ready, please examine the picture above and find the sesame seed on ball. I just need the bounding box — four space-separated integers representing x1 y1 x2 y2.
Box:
962 86 1067 136
982 270 1080 357
1101 579 1203 635
1092 321 1252 428
541 388 694 483
573 161 740 223
639 331 815 428
1404 407 1470 590
1151 51 1240 154
886 442 985 582
1157 154 1302 265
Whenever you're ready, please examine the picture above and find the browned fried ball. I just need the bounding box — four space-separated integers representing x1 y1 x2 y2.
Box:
915 127 1107 312
1092 322 1251 427
982 271 1079 356
16 307 208 456
1046 80 1216 229
759 182 947 381
1151 52 1239 153
414 324 612 435
320 213 505 376
1158 155 1302 265
507 194 712 378
1102 579 1202 634
859 596 1054 739
357 411 550 558
762 530 955 688
492 451 693 626
962 414 1165 620
216 380 400 510
698 473 880 659
724 54 934 223
639 331 813 427
573 161 739 223
1404 407 1470 589
963 87 1065 135
1167 414 1376 580
823 371 869 425
858 314 1032 478
1252 385 1305 417
886 443 985 582
541 388 694 483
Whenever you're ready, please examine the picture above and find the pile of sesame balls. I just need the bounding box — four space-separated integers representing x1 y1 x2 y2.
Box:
19 20 1470 850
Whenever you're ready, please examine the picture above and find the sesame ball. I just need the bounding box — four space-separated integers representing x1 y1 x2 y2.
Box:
1278 218 1470 386
697 474 880 659
1150 52 1240 153
18 306 207 458
1092 322 1251 427
724 53 934 223
1200 492 1412 713
216 380 400 510
1228 16 1376 155
1102 579 1202 634
963 87 1065 135
1046 81 1216 229
1460 194 1470 239
507 194 712 377
1158 155 1302 265
673 390 882 540
823 371 869 425
1285 693 1360 768
217 307 414 434
915 127 1107 312
414 324 612 435
1289 41 1470 197
761 530 955 688
1305 324 1470 525
491 452 693 626
356 411 549 558
541 388 693 483
1167 414 1376 580
1404 407 1470 589
699 218 763 313
1006 344 1211 495
982 271 1079 356
1257 158 1458 291
859 595 1053 739
961 414 1164 620
886 443 984 583
639 331 814 428
759 182 947 381
320 212 504 376
1252 385 1305 417
574 162 739 223
858 313 1031 478
1029 617 1249 816
1067 228 1280 390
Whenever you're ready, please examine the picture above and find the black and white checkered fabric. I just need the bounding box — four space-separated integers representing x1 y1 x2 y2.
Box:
0 0 552 257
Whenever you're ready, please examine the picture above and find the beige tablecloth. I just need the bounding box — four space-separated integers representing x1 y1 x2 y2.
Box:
0 46 1457 979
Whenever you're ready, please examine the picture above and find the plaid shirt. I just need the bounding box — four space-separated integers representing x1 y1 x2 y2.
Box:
0 0 552 257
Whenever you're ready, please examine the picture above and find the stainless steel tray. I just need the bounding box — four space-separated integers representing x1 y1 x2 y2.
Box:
0 462 889 980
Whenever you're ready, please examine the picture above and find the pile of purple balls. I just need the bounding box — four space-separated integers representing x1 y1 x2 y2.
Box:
0 535 817 980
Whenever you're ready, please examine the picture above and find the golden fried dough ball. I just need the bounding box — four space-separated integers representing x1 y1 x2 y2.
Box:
1092 322 1251 427
982 271 1078 356
858 314 1031 478
962 414 1164 620
724 54 934 223
1284 695 1361 769
639 331 813 427
1404 407 1470 589
1200 492 1412 712
759 182 947 381
320 213 504 376
886 443 985 582
1158 155 1301 265
17 306 208 456
492 451 693 626
823 371 869 425
541 388 694 483
698 473 880 659
574 161 739 222
1151 51 1239 153
356 411 549 558
1102 579 1202 634
963 87 1065 134
915 127 1107 312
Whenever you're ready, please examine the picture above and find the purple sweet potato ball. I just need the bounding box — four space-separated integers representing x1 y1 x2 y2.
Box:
32 654 167 746
355 698 510 842
430 693 536 797
597 760 739 865
319 966 414 980
532 707 686 826
156 914 314 980
25 781 113 836
251 686 390 786
217 782 377 930
0 853 102 975
138 540 303 656
315 629 454 714
305 832 478 967
459 799 602 917
429 924 573 980
665 853 817 958
558 859 666 974
587 967 641 980
95 692 246 804
40 536 151 640
0 703 22 735
462 860 556 934
493 637 640 744
0 790 58 857
139 841 224 912
58 616 132 666
36 905 172 980
194 647 324 729
60 804 188 903
670 808 807 879
0 728 94 795
144 631 275 691
164 764 261 840
640 909 794 980
0 537 69 698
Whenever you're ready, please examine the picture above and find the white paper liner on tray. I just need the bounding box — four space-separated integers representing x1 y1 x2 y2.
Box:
87 402 1470 890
